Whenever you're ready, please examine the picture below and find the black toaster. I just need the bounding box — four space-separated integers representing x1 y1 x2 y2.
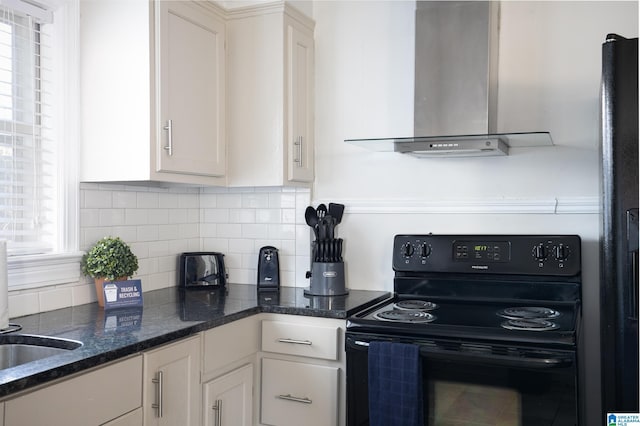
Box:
179 252 227 289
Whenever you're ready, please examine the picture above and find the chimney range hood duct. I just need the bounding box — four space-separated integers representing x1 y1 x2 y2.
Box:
346 1 553 157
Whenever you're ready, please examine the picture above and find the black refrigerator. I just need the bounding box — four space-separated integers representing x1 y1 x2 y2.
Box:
600 33 639 416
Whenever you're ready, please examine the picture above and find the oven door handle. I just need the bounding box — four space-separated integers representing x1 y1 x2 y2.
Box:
349 339 574 369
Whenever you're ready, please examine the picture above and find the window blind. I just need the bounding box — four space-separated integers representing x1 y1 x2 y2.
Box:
0 4 55 256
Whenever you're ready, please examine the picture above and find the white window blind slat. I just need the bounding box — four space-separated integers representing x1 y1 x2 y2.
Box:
0 4 55 256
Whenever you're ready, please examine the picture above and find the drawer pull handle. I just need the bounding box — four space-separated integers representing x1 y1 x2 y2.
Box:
278 338 312 345
277 394 312 404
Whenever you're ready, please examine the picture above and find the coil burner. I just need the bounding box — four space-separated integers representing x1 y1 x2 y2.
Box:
394 300 438 311
501 319 560 331
374 310 436 323
498 306 560 320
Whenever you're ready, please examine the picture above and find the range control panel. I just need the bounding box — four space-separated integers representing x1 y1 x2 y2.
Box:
393 234 581 276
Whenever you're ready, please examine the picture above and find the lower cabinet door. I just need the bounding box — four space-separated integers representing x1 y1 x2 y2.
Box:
203 364 253 426
143 336 201 426
261 358 338 426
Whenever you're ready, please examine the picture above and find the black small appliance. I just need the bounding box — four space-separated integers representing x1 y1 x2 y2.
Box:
257 246 280 292
179 252 226 289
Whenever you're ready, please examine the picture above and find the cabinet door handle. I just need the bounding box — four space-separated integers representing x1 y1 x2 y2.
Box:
293 136 303 167
277 338 312 345
277 394 312 404
163 119 173 156
212 399 222 426
152 370 164 418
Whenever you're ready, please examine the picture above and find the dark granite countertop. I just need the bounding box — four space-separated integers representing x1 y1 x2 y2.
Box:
0 284 390 399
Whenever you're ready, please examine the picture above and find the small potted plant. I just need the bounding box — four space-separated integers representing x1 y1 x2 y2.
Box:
81 237 139 307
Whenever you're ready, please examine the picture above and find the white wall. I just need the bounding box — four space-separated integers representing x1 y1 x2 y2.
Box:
314 1 637 202
311 2 637 425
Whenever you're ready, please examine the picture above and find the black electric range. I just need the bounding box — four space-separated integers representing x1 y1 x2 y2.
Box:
346 234 583 426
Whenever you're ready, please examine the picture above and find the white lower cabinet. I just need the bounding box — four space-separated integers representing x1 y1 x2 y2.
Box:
203 363 253 426
259 315 346 426
261 358 338 426
4 356 143 426
202 316 260 426
143 335 201 426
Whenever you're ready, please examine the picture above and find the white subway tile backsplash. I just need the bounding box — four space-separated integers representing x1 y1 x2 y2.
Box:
130 242 150 259
99 209 125 226
136 225 159 242
178 193 199 208
71 283 95 306
148 209 170 225
281 208 296 224
229 238 256 254
168 209 188 224
268 224 295 240
8 292 39 317
125 208 149 226
137 192 159 208
158 224 180 240
178 223 199 239
229 209 256 224
202 238 228 252
148 241 169 257
81 209 100 227
113 191 137 208
217 193 242 208
187 209 199 223
16 182 311 316
110 226 138 243
242 224 269 239
200 193 217 208
217 224 242 238
84 190 112 208
242 193 270 209
256 209 281 224
203 209 229 223
39 287 73 312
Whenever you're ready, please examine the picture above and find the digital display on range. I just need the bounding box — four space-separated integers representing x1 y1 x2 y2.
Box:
454 241 510 262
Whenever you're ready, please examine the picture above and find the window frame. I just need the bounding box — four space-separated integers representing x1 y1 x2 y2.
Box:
6 0 81 290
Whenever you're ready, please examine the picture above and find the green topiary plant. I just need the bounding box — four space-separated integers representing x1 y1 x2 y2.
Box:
81 237 139 281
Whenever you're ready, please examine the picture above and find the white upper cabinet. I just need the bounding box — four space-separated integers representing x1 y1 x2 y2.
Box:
226 3 315 187
80 0 226 185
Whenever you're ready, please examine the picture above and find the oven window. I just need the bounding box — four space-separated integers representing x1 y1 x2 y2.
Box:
429 381 520 425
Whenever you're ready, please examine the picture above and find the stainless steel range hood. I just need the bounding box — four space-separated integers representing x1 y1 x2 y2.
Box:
345 1 553 157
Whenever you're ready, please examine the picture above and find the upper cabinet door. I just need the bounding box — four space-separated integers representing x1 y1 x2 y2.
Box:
287 23 314 183
156 1 226 177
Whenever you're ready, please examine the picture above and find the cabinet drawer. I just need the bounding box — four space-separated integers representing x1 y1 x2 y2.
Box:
5 356 142 426
261 358 338 426
261 320 338 360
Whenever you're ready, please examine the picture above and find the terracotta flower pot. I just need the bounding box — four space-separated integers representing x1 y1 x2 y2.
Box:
94 277 126 307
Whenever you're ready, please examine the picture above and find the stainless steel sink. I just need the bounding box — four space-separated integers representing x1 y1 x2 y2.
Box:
0 334 83 369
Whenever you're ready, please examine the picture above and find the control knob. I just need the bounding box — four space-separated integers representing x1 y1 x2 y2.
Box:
533 243 547 260
420 243 432 258
554 243 568 261
401 242 414 257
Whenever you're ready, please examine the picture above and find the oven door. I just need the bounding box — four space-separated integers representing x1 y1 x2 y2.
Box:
346 332 578 426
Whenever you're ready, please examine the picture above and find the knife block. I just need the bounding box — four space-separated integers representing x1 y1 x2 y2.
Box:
305 261 348 296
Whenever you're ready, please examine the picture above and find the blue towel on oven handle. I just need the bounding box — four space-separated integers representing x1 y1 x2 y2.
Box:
368 341 423 426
